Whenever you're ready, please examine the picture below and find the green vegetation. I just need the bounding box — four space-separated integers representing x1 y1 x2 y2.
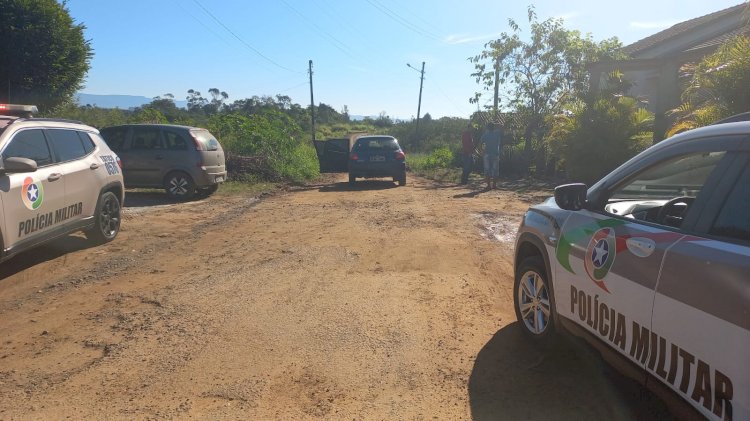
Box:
408 151 462 183
469 6 623 177
0 0 92 111
546 74 653 183
668 35 750 136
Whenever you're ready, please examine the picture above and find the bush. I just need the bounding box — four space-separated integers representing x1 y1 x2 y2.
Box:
208 111 319 182
422 147 455 169
547 95 652 184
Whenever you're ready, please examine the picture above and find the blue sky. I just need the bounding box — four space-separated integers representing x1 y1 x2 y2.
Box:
66 0 744 118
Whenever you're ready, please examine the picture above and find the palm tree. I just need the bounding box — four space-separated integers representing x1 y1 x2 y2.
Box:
667 35 750 136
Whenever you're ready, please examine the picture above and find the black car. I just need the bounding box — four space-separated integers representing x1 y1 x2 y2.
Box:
347 135 406 186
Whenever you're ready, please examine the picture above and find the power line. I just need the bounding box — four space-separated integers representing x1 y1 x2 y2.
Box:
279 0 357 59
431 78 471 116
379 0 444 39
170 0 230 46
363 0 440 41
191 0 300 73
278 81 310 94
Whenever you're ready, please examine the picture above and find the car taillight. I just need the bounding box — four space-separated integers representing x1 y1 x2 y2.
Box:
116 156 122 169
351 153 359 161
395 151 405 160
190 133 206 151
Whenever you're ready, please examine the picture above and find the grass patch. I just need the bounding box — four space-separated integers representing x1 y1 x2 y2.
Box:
408 152 462 183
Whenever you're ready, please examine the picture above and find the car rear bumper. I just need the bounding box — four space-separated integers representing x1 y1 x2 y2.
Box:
194 169 227 187
349 162 405 178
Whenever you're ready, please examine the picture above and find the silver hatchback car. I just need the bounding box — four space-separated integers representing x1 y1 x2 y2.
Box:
514 118 750 420
100 124 227 200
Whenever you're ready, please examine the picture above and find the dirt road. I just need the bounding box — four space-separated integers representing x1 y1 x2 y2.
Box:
0 175 669 420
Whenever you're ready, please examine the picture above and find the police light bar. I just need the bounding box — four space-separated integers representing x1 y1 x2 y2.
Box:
0 104 38 113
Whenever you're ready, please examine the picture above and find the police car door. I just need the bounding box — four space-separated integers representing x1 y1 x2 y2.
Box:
650 149 750 421
45 129 99 227
555 149 732 381
1 129 67 250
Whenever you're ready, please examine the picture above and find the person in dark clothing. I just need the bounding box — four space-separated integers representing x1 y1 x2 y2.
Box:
480 122 502 189
460 122 474 184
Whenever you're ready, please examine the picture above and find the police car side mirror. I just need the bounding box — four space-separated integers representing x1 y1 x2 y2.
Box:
555 183 588 211
0 157 38 174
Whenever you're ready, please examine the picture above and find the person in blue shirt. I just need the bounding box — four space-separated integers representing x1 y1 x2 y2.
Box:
480 122 502 189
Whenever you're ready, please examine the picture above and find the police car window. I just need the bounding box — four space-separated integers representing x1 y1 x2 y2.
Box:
605 151 725 227
47 129 87 162
2 129 53 166
77 132 96 154
710 165 750 242
100 127 126 152
131 128 162 150
164 132 188 150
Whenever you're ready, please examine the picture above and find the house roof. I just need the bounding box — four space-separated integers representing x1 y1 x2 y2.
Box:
622 3 748 57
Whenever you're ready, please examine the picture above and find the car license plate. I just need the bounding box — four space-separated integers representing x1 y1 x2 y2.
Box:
370 155 385 162
215 176 224 183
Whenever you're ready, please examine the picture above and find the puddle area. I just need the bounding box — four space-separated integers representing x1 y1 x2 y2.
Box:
474 212 520 244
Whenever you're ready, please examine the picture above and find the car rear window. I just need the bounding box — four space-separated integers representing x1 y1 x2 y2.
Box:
353 137 399 151
190 130 220 151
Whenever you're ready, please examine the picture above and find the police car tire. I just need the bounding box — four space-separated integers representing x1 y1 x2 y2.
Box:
398 172 406 186
87 191 121 244
165 172 195 201
514 256 558 346
348 174 356 186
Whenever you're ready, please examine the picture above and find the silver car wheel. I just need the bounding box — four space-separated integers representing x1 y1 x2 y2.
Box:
518 270 551 335
169 176 189 196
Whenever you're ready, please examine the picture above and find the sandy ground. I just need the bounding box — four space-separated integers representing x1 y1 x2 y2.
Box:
0 174 672 420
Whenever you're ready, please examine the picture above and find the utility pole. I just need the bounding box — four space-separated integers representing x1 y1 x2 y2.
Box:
309 60 316 144
493 56 500 120
407 61 425 149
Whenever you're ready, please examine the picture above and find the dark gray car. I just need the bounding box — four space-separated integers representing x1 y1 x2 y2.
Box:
100 124 226 200
513 118 750 420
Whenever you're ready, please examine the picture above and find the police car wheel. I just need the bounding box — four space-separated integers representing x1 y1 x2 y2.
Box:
165 172 195 201
88 191 121 244
398 172 406 186
348 174 356 186
514 256 557 344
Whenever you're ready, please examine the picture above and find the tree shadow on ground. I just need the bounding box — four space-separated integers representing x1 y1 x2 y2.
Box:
0 235 96 281
124 191 208 208
469 322 673 421
318 180 399 192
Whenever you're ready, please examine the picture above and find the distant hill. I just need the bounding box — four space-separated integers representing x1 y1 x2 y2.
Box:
75 93 187 109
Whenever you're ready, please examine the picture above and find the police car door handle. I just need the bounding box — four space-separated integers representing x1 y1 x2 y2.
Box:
47 173 62 182
90 163 100 170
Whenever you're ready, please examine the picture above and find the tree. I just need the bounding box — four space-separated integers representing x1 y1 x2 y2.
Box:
469 6 622 170
129 108 167 124
0 0 93 111
546 73 653 183
667 35 750 136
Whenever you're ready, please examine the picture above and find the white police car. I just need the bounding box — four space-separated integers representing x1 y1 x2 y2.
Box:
514 116 749 420
0 104 124 261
